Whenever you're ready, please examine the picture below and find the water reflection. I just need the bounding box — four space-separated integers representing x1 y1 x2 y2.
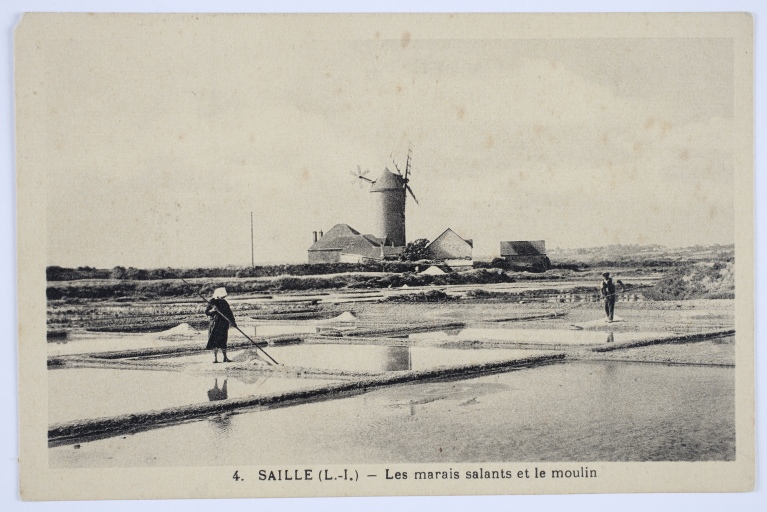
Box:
232 372 269 387
603 361 619 379
48 363 735 466
209 412 232 436
207 379 228 401
383 346 412 371
409 328 668 346
207 379 232 436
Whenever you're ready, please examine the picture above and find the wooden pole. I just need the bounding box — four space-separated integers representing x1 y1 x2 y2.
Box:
250 211 254 269
174 273 279 365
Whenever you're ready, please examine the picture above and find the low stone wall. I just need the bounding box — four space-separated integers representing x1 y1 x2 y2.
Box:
590 329 735 352
342 321 466 338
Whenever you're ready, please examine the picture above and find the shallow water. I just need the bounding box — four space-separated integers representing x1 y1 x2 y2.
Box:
49 361 734 466
49 344 549 423
167 345 552 373
409 328 671 345
243 323 323 336
47 331 192 357
47 322 323 357
48 367 336 424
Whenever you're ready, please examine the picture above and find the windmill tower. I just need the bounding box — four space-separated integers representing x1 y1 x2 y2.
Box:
350 149 419 247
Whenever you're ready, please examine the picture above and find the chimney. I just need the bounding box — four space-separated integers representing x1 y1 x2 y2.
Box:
313 231 318 242
319 230 324 238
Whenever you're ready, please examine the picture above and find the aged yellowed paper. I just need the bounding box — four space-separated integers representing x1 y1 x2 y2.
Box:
16 12 754 500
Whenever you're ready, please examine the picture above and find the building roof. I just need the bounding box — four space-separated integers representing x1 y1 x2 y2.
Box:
425 228 474 261
369 168 405 192
500 240 547 256
308 223 393 259
428 228 474 249
362 234 386 246
308 224 362 251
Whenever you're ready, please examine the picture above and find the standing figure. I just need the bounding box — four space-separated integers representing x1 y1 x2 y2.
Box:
205 287 237 363
600 272 625 322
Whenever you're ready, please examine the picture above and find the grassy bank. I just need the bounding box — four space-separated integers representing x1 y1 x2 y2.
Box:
644 260 734 300
46 269 518 301
46 243 734 301
46 262 424 281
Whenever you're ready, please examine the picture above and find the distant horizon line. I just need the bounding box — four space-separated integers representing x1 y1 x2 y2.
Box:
46 242 735 270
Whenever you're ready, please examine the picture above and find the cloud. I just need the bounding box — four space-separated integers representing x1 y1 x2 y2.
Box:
42 35 735 267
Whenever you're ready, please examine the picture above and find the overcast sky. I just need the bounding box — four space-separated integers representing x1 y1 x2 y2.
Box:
38 15 736 268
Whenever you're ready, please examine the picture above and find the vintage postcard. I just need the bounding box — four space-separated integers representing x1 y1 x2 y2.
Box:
16 12 754 500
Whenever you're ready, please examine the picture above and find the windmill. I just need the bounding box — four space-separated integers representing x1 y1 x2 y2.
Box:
348 165 374 188
350 148 419 247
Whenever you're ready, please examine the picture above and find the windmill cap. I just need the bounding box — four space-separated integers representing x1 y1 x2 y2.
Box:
602 272 611 278
212 287 228 299
370 168 405 192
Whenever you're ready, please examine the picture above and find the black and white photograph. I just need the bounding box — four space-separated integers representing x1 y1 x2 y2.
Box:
12 8 756 503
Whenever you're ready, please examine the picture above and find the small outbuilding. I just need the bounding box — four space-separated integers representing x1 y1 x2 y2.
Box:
499 240 551 270
426 228 473 264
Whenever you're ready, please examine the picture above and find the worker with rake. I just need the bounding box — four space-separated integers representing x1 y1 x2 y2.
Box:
206 287 237 363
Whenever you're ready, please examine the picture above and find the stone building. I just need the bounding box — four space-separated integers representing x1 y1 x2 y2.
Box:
426 228 473 268
499 240 550 270
307 224 402 264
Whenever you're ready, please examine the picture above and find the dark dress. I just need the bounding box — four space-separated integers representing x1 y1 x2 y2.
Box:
205 298 236 350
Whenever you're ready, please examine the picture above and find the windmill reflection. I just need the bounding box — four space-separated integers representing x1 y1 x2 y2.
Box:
383 346 412 371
